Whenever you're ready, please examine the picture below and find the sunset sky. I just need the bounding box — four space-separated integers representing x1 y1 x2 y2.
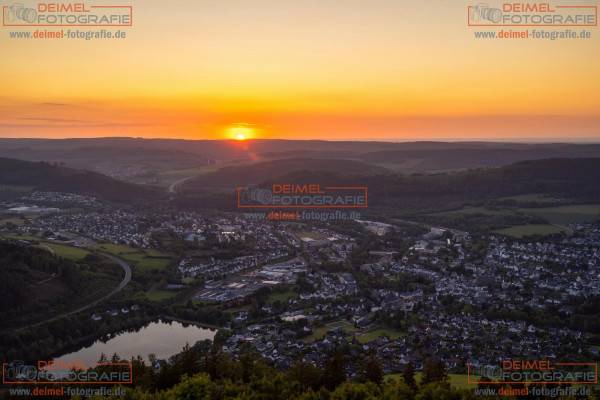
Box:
1 0 599 141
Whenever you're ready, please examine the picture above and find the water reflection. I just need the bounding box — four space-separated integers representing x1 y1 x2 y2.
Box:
54 319 215 366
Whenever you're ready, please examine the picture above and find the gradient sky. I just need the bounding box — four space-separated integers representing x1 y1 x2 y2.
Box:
1 0 599 141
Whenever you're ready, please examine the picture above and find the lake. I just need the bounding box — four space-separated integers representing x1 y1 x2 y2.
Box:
54 319 216 367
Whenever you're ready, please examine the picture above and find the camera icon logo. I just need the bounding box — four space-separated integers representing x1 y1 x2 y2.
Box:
239 187 273 205
470 3 503 23
7 3 38 23
3 361 38 382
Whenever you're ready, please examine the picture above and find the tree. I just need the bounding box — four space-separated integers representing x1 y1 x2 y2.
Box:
167 373 214 400
382 379 414 400
414 382 460 400
288 360 322 392
421 358 448 385
330 381 381 400
360 354 384 385
177 343 200 376
322 351 347 391
403 361 417 389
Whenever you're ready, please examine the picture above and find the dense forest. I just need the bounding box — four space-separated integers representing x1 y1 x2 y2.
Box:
58 340 598 400
0 241 121 325
0 240 98 318
0 240 139 361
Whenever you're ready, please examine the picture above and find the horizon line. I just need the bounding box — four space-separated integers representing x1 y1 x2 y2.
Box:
0 136 600 144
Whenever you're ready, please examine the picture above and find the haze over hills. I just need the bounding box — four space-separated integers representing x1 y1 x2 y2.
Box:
2 137 600 212
180 158 391 189
2 138 600 181
177 157 600 213
1 137 599 212
0 158 160 203
1 135 598 209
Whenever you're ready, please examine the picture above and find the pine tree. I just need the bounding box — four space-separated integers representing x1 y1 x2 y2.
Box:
322 351 347 390
402 361 417 389
421 358 448 385
361 354 384 385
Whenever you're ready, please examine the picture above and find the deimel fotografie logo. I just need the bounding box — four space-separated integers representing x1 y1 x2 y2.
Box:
237 184 368 209
2 360 132 385
468 2 597 26
468 359 598 385
2 1 133 27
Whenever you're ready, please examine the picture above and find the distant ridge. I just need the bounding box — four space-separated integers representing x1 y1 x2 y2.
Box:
175 157 600 212
180 158 391 189
2 138 600 175
0 157 160 203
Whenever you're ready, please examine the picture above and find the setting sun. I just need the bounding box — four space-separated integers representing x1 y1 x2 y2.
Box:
226 125 256 141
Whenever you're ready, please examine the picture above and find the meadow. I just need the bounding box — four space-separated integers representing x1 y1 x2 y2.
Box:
97 243 173 271
38 242 90 260
303 320 357 342
356 328 405 344
266 289 298 304
493 224 569 238
303 320 406 345
146 290 178 302
520 204 600 225
429 200 600 238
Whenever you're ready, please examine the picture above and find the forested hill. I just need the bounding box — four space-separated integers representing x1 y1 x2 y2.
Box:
175 158 600 212
0 240 84 320
0 157 160 203
181 158 391 189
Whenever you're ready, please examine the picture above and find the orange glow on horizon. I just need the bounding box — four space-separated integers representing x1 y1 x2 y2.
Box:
225 125 257 141
0 1 599 141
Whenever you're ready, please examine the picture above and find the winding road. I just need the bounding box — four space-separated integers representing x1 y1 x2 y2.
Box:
19 252 132 330
168 175 195 194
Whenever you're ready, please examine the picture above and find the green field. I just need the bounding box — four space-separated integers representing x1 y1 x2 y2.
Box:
304 323 407 344
156 165 220 183
0 217 26 226
499 193 563 205
0 233 41 241
0 184 34 193
520 204 600 225
444 374 474 390
267 289 298 304
494 224 569 238
303 326 331 342
154 161 250 187
97 243 173 271
432 206 514 217
39 243 90 260
0 233 90 260
146 290 178 302
356 328 405 344
225 304 252 313
434 203 600 225
303 320 357 342
97 243 136 254
491 204 600 237
433 203 600 237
